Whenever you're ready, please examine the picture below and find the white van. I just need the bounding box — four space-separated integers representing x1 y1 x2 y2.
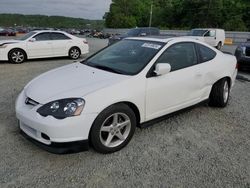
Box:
188 28 225 50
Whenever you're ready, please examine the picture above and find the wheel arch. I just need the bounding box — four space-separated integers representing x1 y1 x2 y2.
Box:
88 101 141 138
69 46 81 54
212 76 232 90
8 48 28 59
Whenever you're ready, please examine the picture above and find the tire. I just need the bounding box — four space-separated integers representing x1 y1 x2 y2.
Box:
8 49 26 64
216 42 222 50
69 47 81 59
90 104 136 154
209 78 230 107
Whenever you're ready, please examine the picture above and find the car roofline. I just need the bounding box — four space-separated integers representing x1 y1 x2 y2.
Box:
125 37 207 43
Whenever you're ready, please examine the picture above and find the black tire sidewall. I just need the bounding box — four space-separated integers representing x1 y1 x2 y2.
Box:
217 42 222 50
8 49 25 64
90 104 136 154
209 78 230 107
69 47 81 59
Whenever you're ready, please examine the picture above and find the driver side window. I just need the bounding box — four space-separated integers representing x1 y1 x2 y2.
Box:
156 42 198 72
33 33 51 41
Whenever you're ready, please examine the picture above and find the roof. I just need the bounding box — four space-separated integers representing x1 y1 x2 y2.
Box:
32 30 67 34
125 37 202 43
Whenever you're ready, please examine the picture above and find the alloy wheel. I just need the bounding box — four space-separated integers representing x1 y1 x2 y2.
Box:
99 112 131 148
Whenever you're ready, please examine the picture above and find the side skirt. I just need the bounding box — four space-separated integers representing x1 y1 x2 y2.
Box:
139 99 209 129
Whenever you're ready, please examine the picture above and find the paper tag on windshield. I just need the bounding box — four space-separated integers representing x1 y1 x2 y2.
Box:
142 43 161 50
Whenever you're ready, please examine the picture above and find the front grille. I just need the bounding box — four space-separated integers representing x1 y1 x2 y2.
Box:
25 97 39 106
246 47 250 57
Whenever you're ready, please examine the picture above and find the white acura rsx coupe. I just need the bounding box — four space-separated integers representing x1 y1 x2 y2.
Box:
0 30 89 64
15 37 237 154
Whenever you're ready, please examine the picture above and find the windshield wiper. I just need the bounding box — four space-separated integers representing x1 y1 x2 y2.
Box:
88 64 125 75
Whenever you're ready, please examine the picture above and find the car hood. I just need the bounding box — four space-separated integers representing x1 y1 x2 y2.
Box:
24 62 130 104
0 40 20 45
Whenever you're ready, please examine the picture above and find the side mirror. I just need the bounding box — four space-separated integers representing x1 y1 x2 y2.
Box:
154 63 171 76
140 33 147 36
28 38 36 42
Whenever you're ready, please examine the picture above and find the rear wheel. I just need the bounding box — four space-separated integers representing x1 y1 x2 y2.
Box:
216 42 222 50
8 49 26 64
90 104 136 153
69 47 81 59
209 78 230 107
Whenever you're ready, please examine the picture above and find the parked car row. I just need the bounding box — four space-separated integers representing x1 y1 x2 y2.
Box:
0 28 17 36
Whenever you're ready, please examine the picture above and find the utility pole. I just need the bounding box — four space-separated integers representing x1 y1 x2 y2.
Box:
149 2 153 28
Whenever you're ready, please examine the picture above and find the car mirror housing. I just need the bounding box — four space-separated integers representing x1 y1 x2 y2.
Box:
28 38 36 42
154 63 171 76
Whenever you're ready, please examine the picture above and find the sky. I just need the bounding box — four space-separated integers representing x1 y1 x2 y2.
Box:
0 0 112 19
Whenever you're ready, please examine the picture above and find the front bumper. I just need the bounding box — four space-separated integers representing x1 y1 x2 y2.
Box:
0 48 9 61
21 129 89 154
16 90 98 152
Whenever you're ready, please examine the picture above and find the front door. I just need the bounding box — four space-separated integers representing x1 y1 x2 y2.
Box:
26 32 53 58
145 42 204 121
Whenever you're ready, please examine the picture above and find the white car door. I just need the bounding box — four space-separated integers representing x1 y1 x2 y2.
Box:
50 32 72 56
204 30 217 47
145 42 205 121
26 32 53 58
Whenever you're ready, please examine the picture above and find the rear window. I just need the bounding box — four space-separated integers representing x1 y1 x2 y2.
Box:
197 44 216 62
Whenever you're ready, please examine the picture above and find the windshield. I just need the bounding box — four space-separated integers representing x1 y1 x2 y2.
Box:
127 29 141 36
82 39 164 75
18 31 37 40
189 29 208 36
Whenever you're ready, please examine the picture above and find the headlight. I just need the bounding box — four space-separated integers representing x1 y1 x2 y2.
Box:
37 98 85 119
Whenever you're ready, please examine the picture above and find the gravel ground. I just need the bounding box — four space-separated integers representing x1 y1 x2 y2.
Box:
0 38 250 188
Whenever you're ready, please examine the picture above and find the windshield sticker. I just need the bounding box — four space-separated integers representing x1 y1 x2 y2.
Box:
142 43 162 50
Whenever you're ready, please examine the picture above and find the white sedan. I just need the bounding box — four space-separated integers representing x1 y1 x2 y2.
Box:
0 30 89 64
16 37 237 154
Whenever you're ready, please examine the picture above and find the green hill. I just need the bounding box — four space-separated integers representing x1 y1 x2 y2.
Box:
0 14 104 29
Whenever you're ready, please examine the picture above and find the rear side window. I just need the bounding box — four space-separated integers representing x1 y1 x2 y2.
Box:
197 44 216 62
51 33 71 40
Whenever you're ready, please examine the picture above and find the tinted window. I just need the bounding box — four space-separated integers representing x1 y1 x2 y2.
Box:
33 33 51 41
83 39 164 75
156 42 198 71
18 31 36 40
198 44 216 62
51 33 70 40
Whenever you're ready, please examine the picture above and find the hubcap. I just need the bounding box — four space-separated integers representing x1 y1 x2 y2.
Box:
223 81 229 103
11 51 24 63
99 113 131 148
70 49 80 59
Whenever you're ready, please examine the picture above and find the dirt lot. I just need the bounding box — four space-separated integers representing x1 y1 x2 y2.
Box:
0 38 250 187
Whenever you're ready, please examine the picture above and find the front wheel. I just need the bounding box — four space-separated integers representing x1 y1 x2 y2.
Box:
209 78 230 107
8 49 26 64
90 104 136 154
69 47 81 59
